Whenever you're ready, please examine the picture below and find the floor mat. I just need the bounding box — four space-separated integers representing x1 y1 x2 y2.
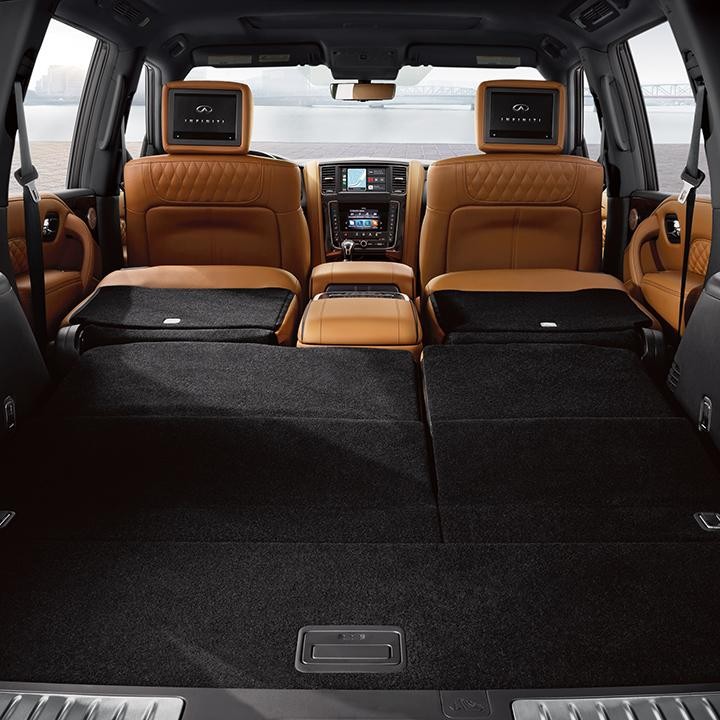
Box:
2 540 720 689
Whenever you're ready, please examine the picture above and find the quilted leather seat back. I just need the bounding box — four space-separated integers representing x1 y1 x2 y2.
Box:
419 79 604 288
124 154 310 285
420 155 604 286
123 80 310 288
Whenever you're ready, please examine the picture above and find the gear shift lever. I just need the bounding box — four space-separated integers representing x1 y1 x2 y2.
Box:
341 239 355 261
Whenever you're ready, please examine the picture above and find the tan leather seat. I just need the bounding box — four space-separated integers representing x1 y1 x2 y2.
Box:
121 80 310 289
8 194 97 336
420 79 605 290
64 81 311 345
625 196 711 332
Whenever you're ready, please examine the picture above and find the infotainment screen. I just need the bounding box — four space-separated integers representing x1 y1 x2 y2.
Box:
168 89 242 147
484 88 558 145
341 205 387 232
346 168 367 190
341 167 387 192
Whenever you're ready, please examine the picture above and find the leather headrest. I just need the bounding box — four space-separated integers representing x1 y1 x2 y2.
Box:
476 79 566 154
162 80 253 155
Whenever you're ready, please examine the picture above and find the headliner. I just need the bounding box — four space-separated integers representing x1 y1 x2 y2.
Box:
55 0 665 77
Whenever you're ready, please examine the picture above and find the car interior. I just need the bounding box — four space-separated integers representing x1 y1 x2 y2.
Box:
2 0 720 718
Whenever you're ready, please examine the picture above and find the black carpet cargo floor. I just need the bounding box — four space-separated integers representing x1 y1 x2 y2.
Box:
4 340 720 693
5 343 440 542
423 344 720 542
2 540 720 690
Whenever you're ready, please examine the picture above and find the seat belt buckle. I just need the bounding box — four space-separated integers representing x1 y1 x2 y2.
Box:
13 166 40 203
679 168 706 205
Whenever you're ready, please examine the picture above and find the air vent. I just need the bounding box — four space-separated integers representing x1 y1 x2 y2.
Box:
96 0 153 28
321 166 337 194
392 165 407 194
568 0 619 32
668 361 681 390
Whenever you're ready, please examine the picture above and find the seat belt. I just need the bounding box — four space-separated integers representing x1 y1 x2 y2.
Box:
677 82 707 334
13 80 47 351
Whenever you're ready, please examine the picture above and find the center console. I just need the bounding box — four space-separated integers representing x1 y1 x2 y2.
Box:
298 262 422 357
320 162 408 256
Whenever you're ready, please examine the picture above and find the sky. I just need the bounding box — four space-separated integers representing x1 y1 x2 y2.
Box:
628 22 689 85
31 20 97 81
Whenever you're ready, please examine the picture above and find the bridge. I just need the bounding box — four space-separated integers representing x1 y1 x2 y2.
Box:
254 82 696 106
391 82 694 101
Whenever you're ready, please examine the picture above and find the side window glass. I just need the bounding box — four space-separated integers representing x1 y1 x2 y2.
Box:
583 74 602 161
629 22 709 193
9 19 96 195
126 65 147 159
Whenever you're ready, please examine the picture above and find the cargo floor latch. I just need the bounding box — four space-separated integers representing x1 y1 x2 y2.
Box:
695 512 720 532
296 626 405 673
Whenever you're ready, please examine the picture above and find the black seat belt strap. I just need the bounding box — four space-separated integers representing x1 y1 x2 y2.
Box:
13 80 47 351
677 82 707 334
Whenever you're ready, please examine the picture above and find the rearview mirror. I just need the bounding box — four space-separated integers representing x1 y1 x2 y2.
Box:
331 82 396 102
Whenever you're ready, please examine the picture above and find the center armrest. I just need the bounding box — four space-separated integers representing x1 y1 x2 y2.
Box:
298 294 422 356
310 261 416 297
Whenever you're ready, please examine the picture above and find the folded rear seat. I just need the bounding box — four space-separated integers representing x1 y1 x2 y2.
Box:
419 80 660 349
426 269 657 351
61 265 300 352
8 342 440 543
423 342 720 543
60 80 310 354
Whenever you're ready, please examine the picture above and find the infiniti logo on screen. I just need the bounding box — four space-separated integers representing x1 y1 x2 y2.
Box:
184 103 226 125
501 101 544 124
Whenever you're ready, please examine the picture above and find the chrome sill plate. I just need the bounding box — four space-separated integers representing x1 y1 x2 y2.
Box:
0 692 184 720
514 694 720 720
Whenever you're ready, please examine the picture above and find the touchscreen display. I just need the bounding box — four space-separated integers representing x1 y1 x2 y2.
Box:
170 91 240 144
485 89 557 143
347 168 367 190
343 207 385 231
341 167 387 192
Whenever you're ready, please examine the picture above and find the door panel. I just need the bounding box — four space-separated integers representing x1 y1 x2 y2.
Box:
7 192 99 336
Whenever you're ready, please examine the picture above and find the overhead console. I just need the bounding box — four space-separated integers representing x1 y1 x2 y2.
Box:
320 162 409 257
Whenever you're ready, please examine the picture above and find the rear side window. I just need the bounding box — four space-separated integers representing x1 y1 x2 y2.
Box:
126 64 147 159
9 19 96 195
629 22 709 193
583 74 602 160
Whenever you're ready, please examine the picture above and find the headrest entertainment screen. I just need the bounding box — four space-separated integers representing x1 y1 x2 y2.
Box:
484 88 558 146
167 89 242 147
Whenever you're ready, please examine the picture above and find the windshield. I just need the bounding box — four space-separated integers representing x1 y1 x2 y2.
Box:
184 65 543 162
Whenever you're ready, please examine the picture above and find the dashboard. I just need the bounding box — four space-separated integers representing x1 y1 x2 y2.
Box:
319 162 410 255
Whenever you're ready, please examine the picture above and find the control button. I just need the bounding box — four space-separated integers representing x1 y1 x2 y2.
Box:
360 240 368 248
